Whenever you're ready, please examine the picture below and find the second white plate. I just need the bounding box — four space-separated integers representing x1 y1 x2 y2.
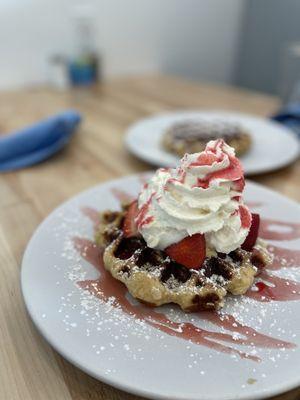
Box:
125 110 300 175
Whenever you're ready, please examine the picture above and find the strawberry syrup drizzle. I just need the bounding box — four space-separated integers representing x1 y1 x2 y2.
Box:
246 271 300 302
194 157 243 190
267 245 300 270
242 218 300 302
136 193 155 228
259 219 300 241
73 237 295 363
71 204 298 361
245 218 300 301
239 205 252 229
191 140 244 189
166 170 186 186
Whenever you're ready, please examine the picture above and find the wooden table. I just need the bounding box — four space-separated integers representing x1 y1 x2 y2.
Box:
0 75 299 400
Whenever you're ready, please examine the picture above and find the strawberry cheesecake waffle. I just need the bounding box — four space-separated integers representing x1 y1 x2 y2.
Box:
96 139 272 311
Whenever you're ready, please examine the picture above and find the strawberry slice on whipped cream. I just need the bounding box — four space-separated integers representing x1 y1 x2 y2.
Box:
136 139 252 256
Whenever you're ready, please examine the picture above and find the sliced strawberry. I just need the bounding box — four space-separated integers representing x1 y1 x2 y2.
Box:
206 155 243 183
122 200 139 238
241 213 260 251
165 233 206 269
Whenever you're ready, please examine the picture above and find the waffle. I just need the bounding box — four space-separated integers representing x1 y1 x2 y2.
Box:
162 120 251 158
96 206 271 312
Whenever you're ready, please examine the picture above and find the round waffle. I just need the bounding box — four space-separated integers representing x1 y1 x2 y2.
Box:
96 206 272 312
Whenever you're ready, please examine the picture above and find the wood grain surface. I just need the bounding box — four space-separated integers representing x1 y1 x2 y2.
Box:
0 75 299 400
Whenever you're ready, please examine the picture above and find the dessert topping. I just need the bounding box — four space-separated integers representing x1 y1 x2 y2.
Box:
165 233 206 269
136 139 252 254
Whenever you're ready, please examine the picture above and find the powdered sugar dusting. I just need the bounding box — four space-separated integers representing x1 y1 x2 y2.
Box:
36 179 300 395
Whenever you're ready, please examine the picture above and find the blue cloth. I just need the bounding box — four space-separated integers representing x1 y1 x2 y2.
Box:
272 103 300 138
0 110 81 172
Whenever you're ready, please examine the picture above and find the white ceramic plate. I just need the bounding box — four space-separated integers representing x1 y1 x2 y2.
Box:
125 111 300 175
21 173 300 400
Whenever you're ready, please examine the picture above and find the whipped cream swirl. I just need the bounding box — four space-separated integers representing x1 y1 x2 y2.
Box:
136 139 251 253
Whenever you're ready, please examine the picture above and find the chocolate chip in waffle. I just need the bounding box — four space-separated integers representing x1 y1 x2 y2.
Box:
96 206 271 312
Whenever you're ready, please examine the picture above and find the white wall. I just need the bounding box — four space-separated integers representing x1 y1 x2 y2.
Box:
0 0 245 89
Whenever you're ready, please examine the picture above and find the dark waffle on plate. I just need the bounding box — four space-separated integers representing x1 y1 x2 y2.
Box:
162 119 251 158
96 205 271 312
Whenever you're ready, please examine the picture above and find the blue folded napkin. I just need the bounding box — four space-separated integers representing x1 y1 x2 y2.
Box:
0 110 81 172
272 103 300 137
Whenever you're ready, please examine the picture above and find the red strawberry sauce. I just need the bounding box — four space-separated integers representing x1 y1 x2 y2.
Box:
73 204 299 362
